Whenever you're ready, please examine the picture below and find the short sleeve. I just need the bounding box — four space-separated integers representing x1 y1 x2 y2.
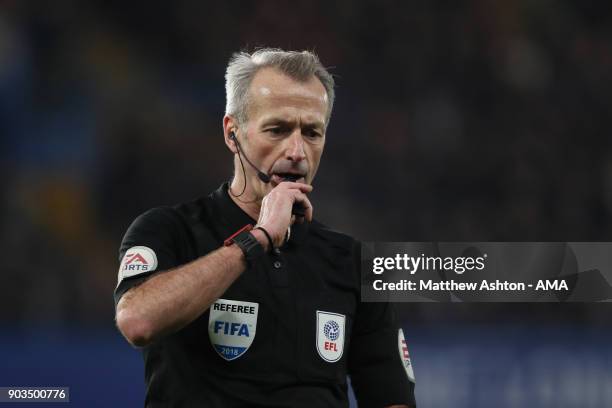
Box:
348 241 417 408
114 207 185 307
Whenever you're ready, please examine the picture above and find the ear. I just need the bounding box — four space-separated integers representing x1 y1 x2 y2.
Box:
223 115 239 154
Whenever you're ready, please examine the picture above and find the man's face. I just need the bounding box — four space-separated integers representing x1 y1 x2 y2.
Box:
232 67 328 200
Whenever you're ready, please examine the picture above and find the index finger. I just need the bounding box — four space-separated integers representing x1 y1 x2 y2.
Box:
278 181 313 193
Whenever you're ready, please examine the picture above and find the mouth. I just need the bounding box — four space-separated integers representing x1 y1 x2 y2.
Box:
271 172 307 185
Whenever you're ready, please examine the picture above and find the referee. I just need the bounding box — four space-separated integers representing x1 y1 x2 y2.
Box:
114 48 416 408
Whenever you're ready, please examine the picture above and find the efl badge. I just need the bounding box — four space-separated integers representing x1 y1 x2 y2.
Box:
117 246 158 284
316 311 345 363
398 328 415 383
208 298 259 361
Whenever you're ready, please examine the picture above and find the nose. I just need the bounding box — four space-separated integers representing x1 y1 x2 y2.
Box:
285 130 306 162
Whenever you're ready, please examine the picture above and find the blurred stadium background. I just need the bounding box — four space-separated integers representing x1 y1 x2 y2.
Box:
1 1 611 406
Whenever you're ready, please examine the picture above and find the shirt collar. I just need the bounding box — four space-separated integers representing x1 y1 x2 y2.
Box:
211 182 256 234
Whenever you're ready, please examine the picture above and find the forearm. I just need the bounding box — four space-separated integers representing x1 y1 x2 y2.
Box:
116 243 246 347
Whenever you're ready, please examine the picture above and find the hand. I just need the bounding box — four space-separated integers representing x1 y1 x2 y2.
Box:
256 182 313 248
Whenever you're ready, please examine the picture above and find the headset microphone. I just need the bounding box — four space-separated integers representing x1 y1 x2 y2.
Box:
230 131 305 217
230 132 271 183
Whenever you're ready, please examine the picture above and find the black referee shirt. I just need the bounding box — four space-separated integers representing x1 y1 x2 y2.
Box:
114 183 416 408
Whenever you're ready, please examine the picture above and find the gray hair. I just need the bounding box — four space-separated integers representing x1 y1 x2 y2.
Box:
225 48 335 128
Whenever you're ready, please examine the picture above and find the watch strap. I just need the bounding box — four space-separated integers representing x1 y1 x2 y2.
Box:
224 224 265 263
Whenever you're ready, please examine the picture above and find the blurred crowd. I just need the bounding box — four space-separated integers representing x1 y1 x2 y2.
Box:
1 1 611 326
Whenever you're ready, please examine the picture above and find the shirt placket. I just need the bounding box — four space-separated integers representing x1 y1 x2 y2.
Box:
266 246 300 380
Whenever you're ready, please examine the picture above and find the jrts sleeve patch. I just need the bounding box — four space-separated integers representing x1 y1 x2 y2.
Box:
117 246 158 284
208 298 259 361
398 328 415 383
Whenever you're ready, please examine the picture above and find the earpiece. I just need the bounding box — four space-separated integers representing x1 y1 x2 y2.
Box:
229 131 239 154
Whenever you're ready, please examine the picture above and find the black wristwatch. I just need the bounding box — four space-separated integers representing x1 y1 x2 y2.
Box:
224 225 265 264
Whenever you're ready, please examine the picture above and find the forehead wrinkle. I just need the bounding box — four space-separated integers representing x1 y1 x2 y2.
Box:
249 95 326 128
258 109 325 129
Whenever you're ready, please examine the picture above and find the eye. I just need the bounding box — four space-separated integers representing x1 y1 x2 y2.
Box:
304 129 322 139
266 127 285 135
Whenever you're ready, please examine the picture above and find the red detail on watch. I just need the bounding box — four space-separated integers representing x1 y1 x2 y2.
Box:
224 224 253 246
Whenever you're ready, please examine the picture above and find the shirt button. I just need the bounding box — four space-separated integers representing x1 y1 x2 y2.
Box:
273 261 282 269
273 248 281 255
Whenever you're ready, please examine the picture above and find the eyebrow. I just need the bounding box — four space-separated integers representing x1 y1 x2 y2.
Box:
260 117 325 130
